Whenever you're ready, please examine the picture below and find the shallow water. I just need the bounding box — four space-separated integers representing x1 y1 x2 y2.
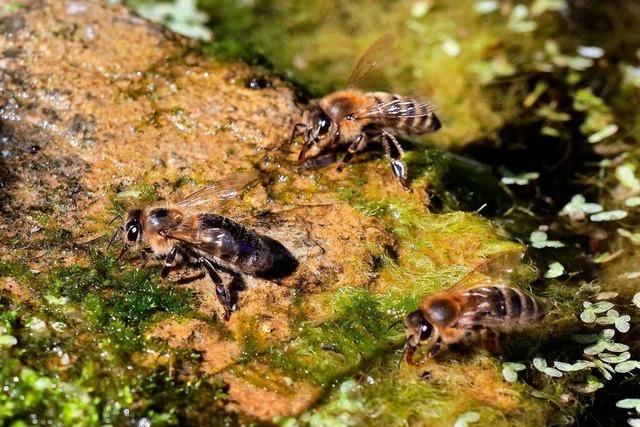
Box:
1 0 640 426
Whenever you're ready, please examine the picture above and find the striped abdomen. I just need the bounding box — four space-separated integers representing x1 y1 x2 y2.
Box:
459 286 545 330
194 213 274 275
366 92 441 135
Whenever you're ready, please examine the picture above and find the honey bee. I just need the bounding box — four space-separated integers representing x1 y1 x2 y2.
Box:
404 251 545 365
291 35 441 186
118 172 287 320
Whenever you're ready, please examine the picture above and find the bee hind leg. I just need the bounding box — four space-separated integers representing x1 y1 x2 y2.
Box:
200 257 233 320
337 134 367 172
381 130 408 187
481 329 501 354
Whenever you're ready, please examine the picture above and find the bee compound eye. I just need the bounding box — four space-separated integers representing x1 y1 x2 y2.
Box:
127 225 139 242
419 323 432 341
316 114 331 136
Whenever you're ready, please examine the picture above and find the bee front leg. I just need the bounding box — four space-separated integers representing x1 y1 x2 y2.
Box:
289 123 307 145
200 257 233 320
419 339 442 364
381 130 408 187
161 246 181 278
337 134 368 172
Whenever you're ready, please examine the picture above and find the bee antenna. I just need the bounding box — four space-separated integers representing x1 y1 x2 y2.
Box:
398 343 408 368
387 318 404 332
106 214 122 227
118 245 128 261
105 228 121 253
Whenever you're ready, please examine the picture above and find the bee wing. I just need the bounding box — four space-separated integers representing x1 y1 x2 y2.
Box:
448 250 525 292
165 227 241 260
345 34 395 90
177 171 259 209
353 99 435 121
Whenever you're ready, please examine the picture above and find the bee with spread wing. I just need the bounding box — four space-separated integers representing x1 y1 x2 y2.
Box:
404 250 546 364
291 35 441 186
119 172 286 320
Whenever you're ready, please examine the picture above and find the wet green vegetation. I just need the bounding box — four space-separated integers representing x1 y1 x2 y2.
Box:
0 255 235 426
2 0 640 425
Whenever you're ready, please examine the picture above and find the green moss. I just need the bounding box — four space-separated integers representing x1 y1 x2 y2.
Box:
0 254 223 425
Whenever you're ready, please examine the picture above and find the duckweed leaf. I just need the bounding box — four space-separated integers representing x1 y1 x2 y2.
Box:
501 170 540 185
588 124 619 143
530 231 565 248
593 361 614 380
618 229 640 245
628 419 640 427
554 360 594 372
533 357 548 371
577 375 604 393
454 411 480 427
502 367 518 383
598 352 631 364
580 310 597 323
531 0 565 15
508 5 537 33
615 361 640 373
625 197 640 207
615 315 631 333
544 367 563 377
617 399 640 412
607 342 630 353
502 362 526 382
633 292 640 309
585 301 615 313
474 0 499 14
442 38 461 57
0 335 17 347
135 0 212 41
616 164 640 192
545 262 565 278
590 210 628 222
410 1 432 17
560 194 603 220
577 46 605 59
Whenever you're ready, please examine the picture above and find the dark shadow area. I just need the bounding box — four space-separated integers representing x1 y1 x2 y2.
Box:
256 235 299 280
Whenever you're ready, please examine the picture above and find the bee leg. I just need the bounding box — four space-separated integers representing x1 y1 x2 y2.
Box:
200 257 233 320
419 339 442 364
337 134 367 172
381 131 408 186
289 123 307 145
482 329 501 354
405 344 418 366
161 246 180 278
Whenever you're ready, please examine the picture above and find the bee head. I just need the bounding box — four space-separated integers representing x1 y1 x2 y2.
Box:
405 309 434 349
298 105 338 161
124 209 143 245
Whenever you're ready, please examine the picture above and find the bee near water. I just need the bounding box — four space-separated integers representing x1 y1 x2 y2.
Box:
115 172 297 320
404 251 546 365
291 35 441 186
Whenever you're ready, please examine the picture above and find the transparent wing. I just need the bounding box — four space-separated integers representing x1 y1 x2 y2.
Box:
165 228 240 259
345 34 395 89
178 171 259 209
354 99 435 120
448 250 525 292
